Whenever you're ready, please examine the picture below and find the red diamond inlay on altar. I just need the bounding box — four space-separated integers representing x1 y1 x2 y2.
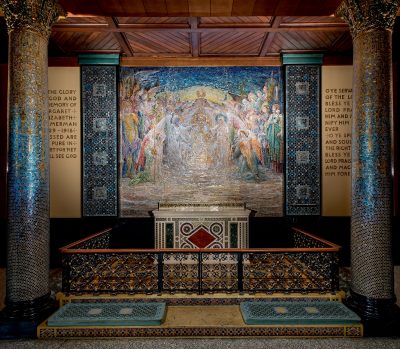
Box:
188 226 216 248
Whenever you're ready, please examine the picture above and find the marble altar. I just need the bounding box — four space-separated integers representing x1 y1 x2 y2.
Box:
153 202 251 249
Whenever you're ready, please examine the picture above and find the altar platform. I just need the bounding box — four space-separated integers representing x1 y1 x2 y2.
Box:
40 224 360 338
37 293 362 338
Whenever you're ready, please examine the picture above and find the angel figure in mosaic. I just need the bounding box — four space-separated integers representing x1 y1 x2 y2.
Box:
211 113 231 167
265 103 283 173
133 115 168 184
232 129 264 180
120 97 142 178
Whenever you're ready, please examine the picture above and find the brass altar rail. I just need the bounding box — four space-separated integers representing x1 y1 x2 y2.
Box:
60 227 340 295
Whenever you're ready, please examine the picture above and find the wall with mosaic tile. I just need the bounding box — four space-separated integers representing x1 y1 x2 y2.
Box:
82 65 118 216
285 65 321 215
50 63 354 218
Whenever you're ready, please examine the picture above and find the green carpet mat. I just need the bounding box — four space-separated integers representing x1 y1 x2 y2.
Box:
47 302 167 326
240 301 361 325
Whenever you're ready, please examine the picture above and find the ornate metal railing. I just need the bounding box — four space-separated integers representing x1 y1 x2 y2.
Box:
60 227 340 295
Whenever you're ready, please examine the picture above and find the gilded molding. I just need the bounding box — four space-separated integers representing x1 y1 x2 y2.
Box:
1 0 65 37
336 0 400 37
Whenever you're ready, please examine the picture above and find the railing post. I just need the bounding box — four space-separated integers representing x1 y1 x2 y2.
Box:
238 252 244 293
158 253 163 294
61 254 71 295
198 252 202 295
330 253 340 294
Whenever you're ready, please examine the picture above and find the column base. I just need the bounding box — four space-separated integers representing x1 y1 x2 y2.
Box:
345 289 400 336
0 292 56 339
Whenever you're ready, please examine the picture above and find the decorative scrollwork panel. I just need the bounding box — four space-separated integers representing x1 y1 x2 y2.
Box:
201 253 239 292
64 253 158 294
162 253 199 292
243 252 334 293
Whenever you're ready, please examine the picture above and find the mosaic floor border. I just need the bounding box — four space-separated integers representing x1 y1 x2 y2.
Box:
37 324 363 338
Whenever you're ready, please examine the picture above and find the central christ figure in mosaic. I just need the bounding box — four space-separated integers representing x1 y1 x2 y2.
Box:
119 67 284 217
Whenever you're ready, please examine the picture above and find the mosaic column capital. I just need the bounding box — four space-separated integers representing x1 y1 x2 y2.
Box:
2 0 65 37
336 0 400 37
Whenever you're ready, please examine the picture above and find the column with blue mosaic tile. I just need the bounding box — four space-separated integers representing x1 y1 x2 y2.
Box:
336 0 400 330
284 54 323 216
81 55 119 216
3 0 64 320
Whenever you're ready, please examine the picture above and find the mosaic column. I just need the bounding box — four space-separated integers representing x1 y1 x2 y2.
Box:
3 0 63 319
336 0 400 328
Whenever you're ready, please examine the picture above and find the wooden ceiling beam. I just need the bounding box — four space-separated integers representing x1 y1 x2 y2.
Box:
106 16 134 56
259 16 282 56
211 0 234 16
165 0 190 16
188 0 210 17
128 52 193 57
190 17 199 57
56 0 357 17
52 24 349 33
231 0 255 16
199 22 274 28
73 49 121 53
120 56 282 67
279 22 347 28
143 0 168 16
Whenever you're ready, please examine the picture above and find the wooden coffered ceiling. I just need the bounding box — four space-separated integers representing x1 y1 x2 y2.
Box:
4 0 400 63
50 14 352 61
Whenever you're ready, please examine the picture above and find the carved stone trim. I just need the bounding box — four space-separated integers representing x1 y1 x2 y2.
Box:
2 0 65 37
336 0 400 38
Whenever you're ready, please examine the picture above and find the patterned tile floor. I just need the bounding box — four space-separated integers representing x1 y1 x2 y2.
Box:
1 337 400 348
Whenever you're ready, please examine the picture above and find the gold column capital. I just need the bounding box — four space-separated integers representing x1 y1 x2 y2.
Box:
336 0 400 37
1 0 65 37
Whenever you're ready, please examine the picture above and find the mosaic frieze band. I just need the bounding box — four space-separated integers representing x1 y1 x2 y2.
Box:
82 66 118 216
6 26 50 302
285 65 321 215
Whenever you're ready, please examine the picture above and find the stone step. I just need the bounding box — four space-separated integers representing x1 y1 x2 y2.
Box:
38 301 363 338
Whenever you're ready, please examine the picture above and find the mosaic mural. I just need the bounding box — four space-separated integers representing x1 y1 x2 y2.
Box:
119 67 284 217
